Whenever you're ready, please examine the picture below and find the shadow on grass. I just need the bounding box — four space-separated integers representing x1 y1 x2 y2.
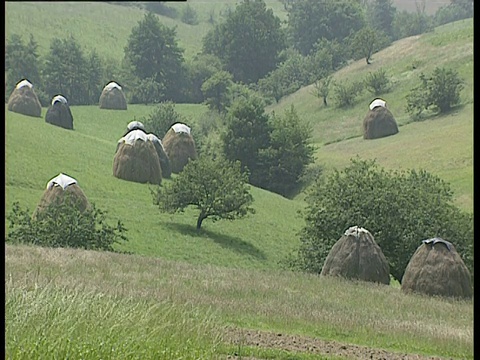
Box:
164 222 267 260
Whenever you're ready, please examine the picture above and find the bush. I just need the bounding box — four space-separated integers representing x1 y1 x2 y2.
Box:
6 198 128 252
364 68 391 96
293 157 473 283
332 80 364 108
141 101 186 139
406 67 464 119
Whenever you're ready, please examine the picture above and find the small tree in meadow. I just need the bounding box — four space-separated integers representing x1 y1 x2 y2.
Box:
364 68 391 96
311 76 334 107
406 67 464 119
332 79 364 108
151 156 255 230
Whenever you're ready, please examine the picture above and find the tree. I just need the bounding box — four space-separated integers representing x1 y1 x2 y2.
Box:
43 36 90 105
293 157 473 282
256 105 315 197
152 156 255 229
5 34 44 103
141 101 186 139
406 67 464 118
348 27 390 64
202 0 286 83
434 0 473 26
201 70 234 112
366 0 396 40
287 0 365 55
222 94 272 186
311 76 334 107
124 12 185 102
184 54 223 103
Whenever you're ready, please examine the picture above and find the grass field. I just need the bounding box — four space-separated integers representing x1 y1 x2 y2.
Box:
4 3 473 359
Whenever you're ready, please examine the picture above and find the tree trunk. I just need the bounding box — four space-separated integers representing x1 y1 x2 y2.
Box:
196 213 206 229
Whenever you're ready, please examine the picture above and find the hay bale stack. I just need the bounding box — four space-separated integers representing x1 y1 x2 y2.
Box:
363 99 398 140
162 123 198 174
45 95 74 130
7 79 42 117
321 226 390 285
147 133 172 178
113 130 162 184
33 173 90 218
401 238 472 299
99 81 127 110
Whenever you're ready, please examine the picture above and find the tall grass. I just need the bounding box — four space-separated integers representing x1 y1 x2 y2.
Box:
5 244 474 359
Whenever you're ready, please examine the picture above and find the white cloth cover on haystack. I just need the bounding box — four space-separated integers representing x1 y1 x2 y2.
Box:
118 129 148 146
344 225 369 238
422 237 453 251
51 95 68 106
16 79 33 89
47 173 77 190
171 123 191 134
104 81 122 91
127 121 145 132
147 133 165 150
369 99 386 110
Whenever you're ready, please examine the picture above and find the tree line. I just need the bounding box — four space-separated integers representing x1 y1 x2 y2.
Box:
5 0 473 106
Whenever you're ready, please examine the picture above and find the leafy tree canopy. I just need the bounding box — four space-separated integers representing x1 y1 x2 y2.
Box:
293 157 473 283
152 156 255 229
288 0 365 55
202 0 287 84
124 12 185 102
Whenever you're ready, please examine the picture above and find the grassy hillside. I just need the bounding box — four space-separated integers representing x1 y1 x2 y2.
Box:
267 19 473 212
5 1 287 61
5 104 306 271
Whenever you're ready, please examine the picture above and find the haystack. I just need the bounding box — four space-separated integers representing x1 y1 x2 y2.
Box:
113 130 162 184
45 95 74 129
7 79 42 117
321 226 390 285
162 123 198 174
401 238 472 299
33 173 91 219
363 105 398 140
147 133 172 178
99 81 127 110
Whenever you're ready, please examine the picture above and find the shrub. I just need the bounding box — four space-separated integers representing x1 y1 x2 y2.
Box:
141 101 186 139
293 157 473 283
332 80 364 108
406 67 464 119
6 198 128 252
364 68 391 96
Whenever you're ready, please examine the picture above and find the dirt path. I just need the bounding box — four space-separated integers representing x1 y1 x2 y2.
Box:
222 327 455 360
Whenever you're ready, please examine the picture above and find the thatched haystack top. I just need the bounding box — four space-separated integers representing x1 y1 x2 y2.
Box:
127 120 145 132
369 98 386 110
104 81 122 91
51 95 68 106
16 79 33 89
118 129 148 146
46 173 77 190
171 123 191 134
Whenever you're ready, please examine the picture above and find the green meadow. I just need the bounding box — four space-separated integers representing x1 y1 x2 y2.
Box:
5 2 473 358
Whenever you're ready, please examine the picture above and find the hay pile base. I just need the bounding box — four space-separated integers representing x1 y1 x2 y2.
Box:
162 128 198 174
363 106 398 140
113 140 162 184
401 241 472 299
321 226 390 285
33 184 91 219
7 87 42 118
99 87 127 110
45 103 74 129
